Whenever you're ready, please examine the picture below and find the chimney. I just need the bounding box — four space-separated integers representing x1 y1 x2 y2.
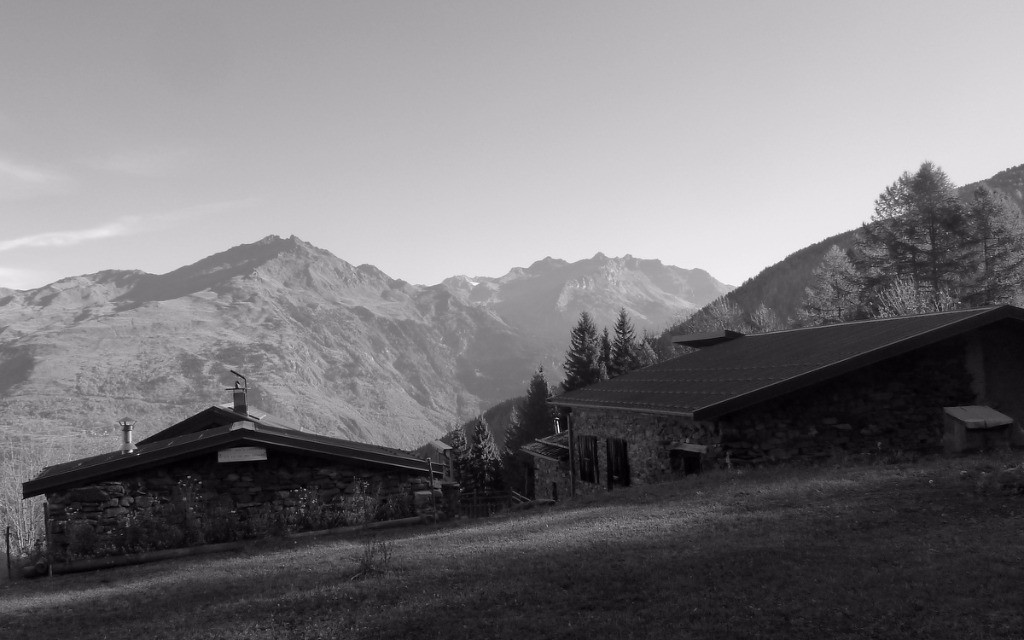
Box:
118 417 136 454
228 370 248 415
233 386 248 415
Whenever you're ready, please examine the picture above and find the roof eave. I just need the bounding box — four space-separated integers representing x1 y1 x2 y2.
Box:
546 399 696 420
521 451 566 462
23 428 242 498
23 430 431 499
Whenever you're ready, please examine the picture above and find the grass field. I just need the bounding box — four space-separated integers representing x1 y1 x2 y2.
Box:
2 454 1022 640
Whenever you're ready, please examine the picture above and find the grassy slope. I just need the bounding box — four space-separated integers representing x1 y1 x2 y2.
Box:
2 455 1023 640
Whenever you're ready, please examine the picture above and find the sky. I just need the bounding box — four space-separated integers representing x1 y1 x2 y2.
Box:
2 1 1024 291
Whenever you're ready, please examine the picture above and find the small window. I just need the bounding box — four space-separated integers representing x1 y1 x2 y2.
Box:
577 435 599 483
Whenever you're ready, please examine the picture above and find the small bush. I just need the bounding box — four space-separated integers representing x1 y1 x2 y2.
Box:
376 492 413 521
288 487 325 531
352 535 394 580
243 505 275 538
202 503 240 543
341 481 379 526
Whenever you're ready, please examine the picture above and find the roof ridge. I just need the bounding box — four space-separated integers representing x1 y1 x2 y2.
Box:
745 305 1003 338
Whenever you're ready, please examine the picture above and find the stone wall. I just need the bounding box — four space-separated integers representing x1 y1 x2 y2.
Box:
46 450 431 560
564 336 982 490
720 338 975 464
531 457 569 501
978 322 1024 433
568 409 718 490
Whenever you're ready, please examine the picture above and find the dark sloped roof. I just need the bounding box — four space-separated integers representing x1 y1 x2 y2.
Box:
24 412 432 498
136 403 298 445
551 305 1024 421
521 431 569 462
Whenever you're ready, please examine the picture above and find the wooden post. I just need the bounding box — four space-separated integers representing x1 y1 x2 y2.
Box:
44 501 52 578
5 525 11 580
424 457 438 522
565 410 576 498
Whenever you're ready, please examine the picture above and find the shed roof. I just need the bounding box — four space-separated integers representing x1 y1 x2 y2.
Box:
23 406 432 498
521 431 569 462
550 305 1024 421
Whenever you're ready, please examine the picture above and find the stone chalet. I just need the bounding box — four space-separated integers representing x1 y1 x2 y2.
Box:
23 386 438 560
549 305 1024 495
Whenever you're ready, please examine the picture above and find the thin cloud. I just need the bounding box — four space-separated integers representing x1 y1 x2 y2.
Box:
0 157 62 184
0 199 259 254
0 219 135 253
0 266 46 291
0 155 69 200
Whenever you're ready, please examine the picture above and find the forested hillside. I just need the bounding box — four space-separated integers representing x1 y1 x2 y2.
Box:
664 162 1024 341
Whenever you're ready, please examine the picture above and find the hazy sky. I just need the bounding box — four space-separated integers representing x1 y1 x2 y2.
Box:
2 1 1023 291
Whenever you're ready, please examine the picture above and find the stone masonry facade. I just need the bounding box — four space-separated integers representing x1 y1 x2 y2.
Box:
568 337 980 490
720 338 975 464
531 456 569 501
46 450 430 560
568 409 714 494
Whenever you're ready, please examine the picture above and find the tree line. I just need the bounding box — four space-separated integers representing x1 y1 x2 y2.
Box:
444 306 664 493
802 162 1024 324
670 162 1024 336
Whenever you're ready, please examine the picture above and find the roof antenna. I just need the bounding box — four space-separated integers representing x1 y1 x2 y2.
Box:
226 370 248 415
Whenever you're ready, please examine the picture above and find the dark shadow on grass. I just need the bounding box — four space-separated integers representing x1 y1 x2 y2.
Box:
3 463 1023 640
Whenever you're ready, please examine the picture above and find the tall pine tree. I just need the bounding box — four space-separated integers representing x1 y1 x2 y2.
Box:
608 307 638 377
501 367 555 492
799 245 861 325
562 311 601 391
599 327 612 377
504 367 554 453
962 185 1024 306
859 162 968 307
464 415 502 493
446 425 470 484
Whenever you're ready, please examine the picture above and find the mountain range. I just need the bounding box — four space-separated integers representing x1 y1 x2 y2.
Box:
0 237 731 450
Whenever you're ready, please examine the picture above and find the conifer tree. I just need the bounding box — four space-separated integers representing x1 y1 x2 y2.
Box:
609 307 638 377
502 405 523 459
465 415 502 493
599 327 612 374
799 245 861 326
562 311 601 391
446 425 470 484
962 185 1024 306
859 162 968 306
501 367 555 491
635 330 660 367
750 303 787 332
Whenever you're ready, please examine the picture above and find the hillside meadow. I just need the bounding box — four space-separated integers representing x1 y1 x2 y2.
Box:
2 454 1022 640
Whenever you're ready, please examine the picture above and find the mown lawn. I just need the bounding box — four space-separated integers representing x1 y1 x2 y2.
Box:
2 454 1022 640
